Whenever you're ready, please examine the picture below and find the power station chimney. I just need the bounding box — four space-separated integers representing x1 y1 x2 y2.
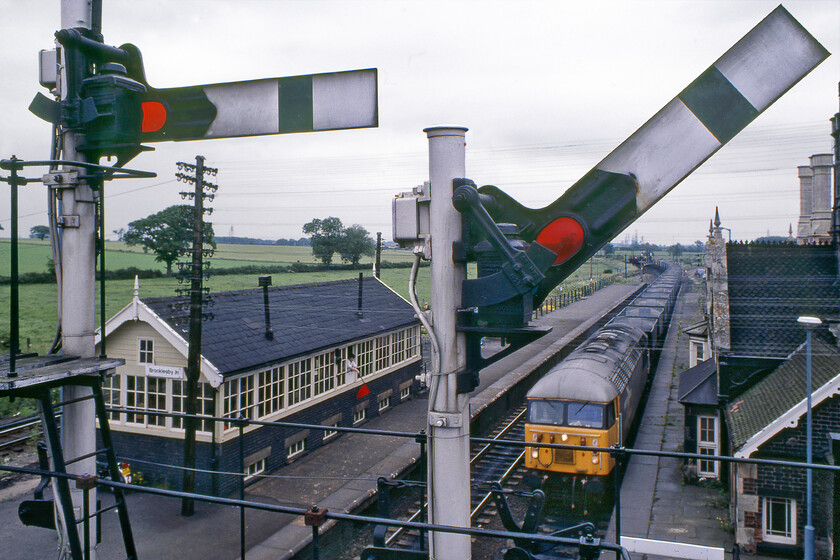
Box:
797 164 813 243
810 153 834 242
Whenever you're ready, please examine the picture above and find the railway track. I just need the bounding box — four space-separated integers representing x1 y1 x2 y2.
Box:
0 415 44 453
383 404 528 551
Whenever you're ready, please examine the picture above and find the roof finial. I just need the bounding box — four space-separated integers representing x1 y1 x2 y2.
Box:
714 206 721 227
134 275 140 300
709 219 713 234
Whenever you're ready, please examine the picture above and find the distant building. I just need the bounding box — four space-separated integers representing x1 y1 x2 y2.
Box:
95 276 422 495
796 153 833 244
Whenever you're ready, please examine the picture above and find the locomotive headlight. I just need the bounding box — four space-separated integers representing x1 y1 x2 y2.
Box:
560 433 569 442
591 454 600 464
531 450 539 459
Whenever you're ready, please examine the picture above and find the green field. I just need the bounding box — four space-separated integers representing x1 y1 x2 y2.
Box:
1 240 631 355
0 239 418 277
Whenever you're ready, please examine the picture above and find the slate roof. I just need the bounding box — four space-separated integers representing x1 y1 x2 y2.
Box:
142 277 418 376
682 321 708 338
725 338 840 452
726 243 840 358
677 358 717 406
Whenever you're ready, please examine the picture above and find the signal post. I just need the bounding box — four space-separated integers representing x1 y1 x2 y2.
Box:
55 1 98 556
425 126 471 559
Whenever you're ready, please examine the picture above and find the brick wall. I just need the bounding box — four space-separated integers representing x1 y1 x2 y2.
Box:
734 394 840 556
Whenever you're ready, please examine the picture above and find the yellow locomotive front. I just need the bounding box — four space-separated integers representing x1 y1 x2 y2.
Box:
525 398 619 476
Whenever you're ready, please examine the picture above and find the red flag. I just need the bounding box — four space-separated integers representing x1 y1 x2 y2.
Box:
356 383 370 399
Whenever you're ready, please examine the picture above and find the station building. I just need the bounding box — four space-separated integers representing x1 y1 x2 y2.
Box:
678 205 840 557
94 275 422 495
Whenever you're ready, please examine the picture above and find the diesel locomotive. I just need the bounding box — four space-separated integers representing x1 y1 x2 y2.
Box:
524 263 681 480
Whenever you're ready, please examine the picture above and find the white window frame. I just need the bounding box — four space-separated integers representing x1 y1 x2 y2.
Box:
313 352 336 396
693 341 704 362
138 338 154 364
125 374 146 426
287 358 312 407
353 408 367 425
103 374 122 422
323 422 340 441
696 415 719 478
357 339 374 376
378 396 391 412
223 375 255 431
762 496 796 545
172 380 214 434
244 458 266 481
287 439 306 459
146 377 167 428
375 335 391 371
257 366 284 419
400 385 411 401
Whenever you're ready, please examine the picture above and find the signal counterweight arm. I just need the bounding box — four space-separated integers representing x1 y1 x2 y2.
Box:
480 5 829 305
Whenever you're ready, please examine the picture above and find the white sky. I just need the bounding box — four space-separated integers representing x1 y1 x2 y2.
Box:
1 0 838 245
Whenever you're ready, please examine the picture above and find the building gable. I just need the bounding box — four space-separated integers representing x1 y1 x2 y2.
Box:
726 338 840 457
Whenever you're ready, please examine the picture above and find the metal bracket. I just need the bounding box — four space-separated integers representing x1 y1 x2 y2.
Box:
453 179 555 309
455 309 551 394
42 171 79 188
428 411 462 428
57 215 80 228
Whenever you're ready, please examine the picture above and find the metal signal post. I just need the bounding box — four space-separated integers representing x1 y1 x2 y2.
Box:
424 126 471 560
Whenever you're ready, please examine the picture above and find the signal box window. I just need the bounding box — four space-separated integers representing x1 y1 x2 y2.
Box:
138 338 154 364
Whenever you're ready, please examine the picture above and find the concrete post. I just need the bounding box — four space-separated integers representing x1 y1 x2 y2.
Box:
424 126 471 560
57 1 98 556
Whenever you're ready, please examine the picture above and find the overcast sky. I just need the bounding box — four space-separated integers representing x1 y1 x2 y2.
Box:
1 0 838 245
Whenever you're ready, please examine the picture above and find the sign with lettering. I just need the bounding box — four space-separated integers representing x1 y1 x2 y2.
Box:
145 365 185 380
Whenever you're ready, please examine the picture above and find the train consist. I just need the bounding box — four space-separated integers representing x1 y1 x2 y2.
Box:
524 262 682 483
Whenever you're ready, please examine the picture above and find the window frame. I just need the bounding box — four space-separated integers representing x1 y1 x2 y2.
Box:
138 338 155 365
353 407 367 425
287 439 306 459
244 458 266 481
696 415 719 477
762 496 796 545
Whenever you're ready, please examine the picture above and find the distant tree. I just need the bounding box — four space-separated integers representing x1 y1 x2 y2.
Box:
667 243 684 261
30 225 50 240
303 217 344 265
339 224 375 265
602 242 616 256
693 240 704 251
123 205 215 275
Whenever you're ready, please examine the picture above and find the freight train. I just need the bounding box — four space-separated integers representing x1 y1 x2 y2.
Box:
524 262 681 483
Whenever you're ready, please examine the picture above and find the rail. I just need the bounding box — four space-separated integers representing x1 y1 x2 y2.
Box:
3 407 838 559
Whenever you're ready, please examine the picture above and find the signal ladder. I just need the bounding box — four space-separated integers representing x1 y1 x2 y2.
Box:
1 354 137 560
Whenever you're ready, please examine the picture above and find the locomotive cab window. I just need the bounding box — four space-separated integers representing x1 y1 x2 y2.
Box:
529 400 612 429
529 400 565 425
567 401 605 428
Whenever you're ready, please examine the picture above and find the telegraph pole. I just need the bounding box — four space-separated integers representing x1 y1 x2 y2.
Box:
177 156 217 515
425 126 471 559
